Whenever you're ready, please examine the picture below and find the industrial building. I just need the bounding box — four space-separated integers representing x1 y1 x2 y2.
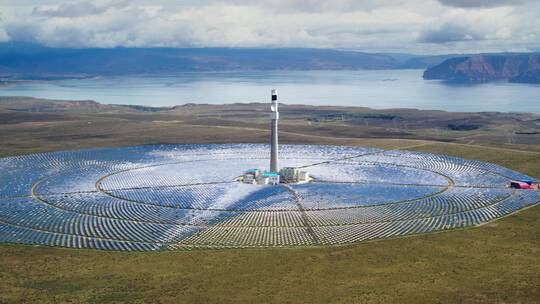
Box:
280 167 310 184
242 169 280 185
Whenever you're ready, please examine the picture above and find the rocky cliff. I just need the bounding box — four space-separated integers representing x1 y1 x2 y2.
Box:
423 54 540 84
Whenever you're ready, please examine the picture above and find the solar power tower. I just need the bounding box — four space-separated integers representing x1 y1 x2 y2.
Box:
270 89 279 172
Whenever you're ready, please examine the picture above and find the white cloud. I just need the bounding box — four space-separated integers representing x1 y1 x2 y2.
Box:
437 0 530 8
419 6 515 43
0 0 538 53
0 28 9 42
31 0 130 17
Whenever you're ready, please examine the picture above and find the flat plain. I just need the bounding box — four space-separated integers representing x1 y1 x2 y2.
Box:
0 97 539 303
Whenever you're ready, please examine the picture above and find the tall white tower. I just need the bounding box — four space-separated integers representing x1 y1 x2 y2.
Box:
270 89 279 172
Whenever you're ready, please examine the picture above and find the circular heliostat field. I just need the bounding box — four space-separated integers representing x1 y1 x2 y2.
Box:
0 144 538 251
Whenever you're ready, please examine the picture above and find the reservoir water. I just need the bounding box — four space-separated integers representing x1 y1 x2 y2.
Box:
1 69 539 113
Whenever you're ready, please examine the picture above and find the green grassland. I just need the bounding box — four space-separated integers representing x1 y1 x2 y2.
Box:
0 97 539 303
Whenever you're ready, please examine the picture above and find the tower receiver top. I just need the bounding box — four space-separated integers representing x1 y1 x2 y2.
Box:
271 89 278 112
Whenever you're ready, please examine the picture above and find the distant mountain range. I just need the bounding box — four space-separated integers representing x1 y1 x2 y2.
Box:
0 43 460 77
0 43 538 84
423 54 540 84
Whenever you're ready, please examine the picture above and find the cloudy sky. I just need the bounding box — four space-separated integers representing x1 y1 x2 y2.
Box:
0 0 538 54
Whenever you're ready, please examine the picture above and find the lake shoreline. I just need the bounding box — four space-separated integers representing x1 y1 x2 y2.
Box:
1 70 539 114
2 95 540 117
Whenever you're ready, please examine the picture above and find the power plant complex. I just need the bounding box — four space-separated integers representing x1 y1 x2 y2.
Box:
0 89 538 251
241 89 310 185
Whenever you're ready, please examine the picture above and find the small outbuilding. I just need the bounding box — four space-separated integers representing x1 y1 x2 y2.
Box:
242 169 261 184
279 167 310 184
261 171 280 185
